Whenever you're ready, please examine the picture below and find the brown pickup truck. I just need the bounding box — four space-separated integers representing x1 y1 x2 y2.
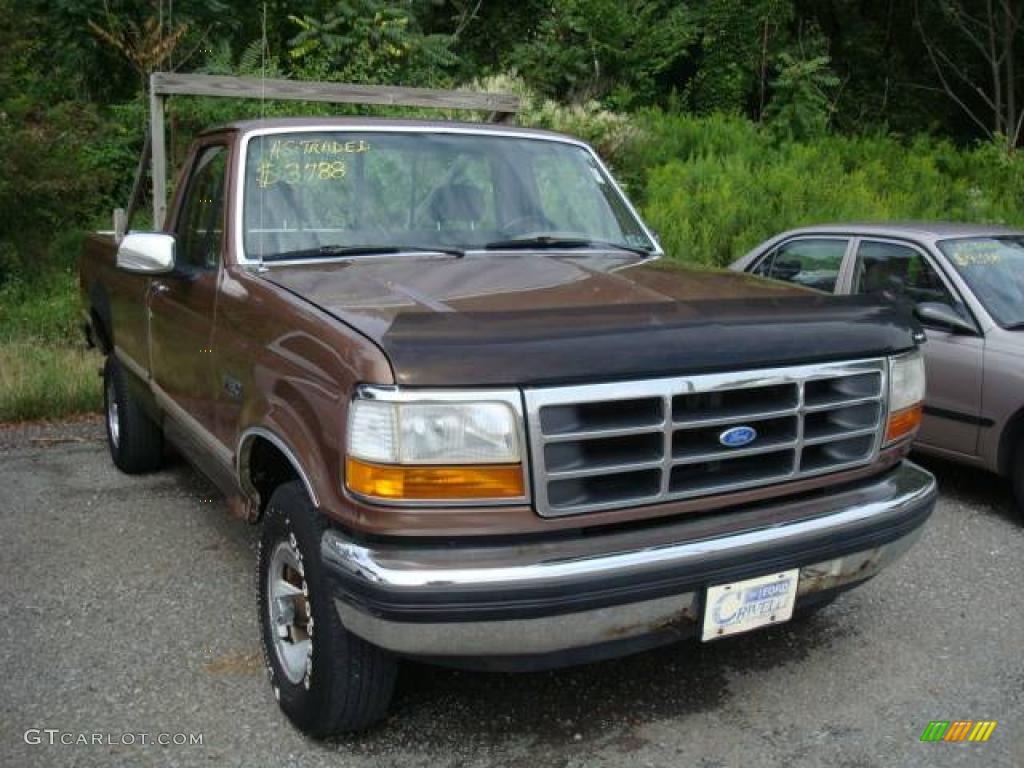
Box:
81 114 937 736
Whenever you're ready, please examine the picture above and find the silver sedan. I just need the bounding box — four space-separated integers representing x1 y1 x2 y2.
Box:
731 222 1024 516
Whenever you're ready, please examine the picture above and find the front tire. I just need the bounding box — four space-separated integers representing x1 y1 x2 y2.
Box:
258 481 397 736
103 356 163 474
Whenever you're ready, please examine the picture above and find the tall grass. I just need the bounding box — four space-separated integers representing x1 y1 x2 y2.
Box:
0 341 100 421
1 270 83 343
0 271 101 421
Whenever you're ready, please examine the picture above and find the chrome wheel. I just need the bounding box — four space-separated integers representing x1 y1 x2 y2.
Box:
267 538 313 686
106 377 120 449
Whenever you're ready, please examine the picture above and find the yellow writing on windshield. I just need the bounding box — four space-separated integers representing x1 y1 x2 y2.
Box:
254 137 368 188
949 240 1002 267
257 160 347 188
268 139 371 159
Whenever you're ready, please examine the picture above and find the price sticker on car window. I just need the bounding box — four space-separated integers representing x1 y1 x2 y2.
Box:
948 240 1002 267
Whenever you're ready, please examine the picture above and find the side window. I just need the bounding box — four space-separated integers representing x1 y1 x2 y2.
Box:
753 238 848 293
852 241 955 306
176 146 228 270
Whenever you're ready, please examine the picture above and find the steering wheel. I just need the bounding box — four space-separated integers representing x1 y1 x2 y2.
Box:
277 183 322 250
499 213 557 238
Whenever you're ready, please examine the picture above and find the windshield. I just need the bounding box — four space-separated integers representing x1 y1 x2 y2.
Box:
937 236 1024 327
242 130 654 260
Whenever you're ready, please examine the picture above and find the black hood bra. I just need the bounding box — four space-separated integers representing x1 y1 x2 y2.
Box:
378 295 918 387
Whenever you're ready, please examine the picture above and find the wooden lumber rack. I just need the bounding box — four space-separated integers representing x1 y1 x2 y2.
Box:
124 72 521 231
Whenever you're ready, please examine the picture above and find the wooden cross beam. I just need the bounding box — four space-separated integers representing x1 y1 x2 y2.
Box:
146 72 521 228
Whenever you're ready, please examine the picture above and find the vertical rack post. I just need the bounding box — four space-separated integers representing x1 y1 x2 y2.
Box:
149 74 168 230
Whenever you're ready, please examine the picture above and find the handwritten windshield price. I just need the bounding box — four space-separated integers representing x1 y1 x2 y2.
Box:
257 159 347 188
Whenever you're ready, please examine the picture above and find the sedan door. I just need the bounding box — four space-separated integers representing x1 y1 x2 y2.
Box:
849 238 985 458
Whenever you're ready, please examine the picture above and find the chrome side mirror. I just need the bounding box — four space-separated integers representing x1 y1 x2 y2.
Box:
915 301 976 335
116 233 175 274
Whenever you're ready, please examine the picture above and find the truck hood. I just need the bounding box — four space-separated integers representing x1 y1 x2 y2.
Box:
260 252 918 387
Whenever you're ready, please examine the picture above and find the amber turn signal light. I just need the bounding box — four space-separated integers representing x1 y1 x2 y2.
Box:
885 403 923 444
346 457 525 500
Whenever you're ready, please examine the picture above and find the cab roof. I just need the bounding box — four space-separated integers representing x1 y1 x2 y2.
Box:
200 116 573 142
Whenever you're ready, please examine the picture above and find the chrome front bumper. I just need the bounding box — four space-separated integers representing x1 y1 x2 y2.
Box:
321 461 935 661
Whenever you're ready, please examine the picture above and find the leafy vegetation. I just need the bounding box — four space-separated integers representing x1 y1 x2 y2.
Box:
288 1 458 86
509 0 695 109
1 0 1023 420
638 115 1024 267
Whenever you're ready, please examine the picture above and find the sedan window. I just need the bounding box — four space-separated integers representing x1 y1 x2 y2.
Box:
852 240 955 306
752 238 847 293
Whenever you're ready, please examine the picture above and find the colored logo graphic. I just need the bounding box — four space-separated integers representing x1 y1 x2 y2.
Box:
920 721 997 742
712 580 791 626
719 425 757 448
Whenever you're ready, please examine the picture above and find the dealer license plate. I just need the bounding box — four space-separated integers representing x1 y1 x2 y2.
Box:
701 569 799 641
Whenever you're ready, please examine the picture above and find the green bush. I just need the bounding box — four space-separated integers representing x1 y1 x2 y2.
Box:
635 113 1024 266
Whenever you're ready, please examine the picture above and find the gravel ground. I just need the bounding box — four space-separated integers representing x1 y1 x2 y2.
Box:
0 420 1022 768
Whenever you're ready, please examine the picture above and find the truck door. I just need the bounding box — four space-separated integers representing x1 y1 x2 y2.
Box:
148 143 228 451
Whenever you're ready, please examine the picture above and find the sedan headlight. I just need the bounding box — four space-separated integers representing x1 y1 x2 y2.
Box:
886 350 926 444
346 391 525 501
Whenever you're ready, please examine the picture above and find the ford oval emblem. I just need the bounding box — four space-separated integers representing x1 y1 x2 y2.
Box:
719 425 757 448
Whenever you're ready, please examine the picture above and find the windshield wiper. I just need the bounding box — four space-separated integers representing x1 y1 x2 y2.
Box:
483 235 654 257
262 244 465 261
1001 321 1024 330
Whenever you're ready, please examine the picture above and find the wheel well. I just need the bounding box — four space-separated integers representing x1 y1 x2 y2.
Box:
237 436 317 520
997 407 1024 475
89 308 112 354
89 285 113 354
244 437 302 519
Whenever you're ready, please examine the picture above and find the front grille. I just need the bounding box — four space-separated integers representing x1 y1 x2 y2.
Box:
525 359 887 517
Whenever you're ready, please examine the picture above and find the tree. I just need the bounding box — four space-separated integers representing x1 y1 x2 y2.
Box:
689 0 794 115
916 0 1024 149
88 12 190 90
765 49 841 138
509 0 695 108
287 0 457 87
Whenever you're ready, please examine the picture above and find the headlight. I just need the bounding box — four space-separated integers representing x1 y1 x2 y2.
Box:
346 392 525 501
886 350 925 444
350 400 519 464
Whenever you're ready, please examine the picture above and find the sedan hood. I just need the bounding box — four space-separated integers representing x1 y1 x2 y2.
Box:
261 252 918 387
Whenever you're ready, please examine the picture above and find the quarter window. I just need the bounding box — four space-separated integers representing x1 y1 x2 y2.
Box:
753 238 848 293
